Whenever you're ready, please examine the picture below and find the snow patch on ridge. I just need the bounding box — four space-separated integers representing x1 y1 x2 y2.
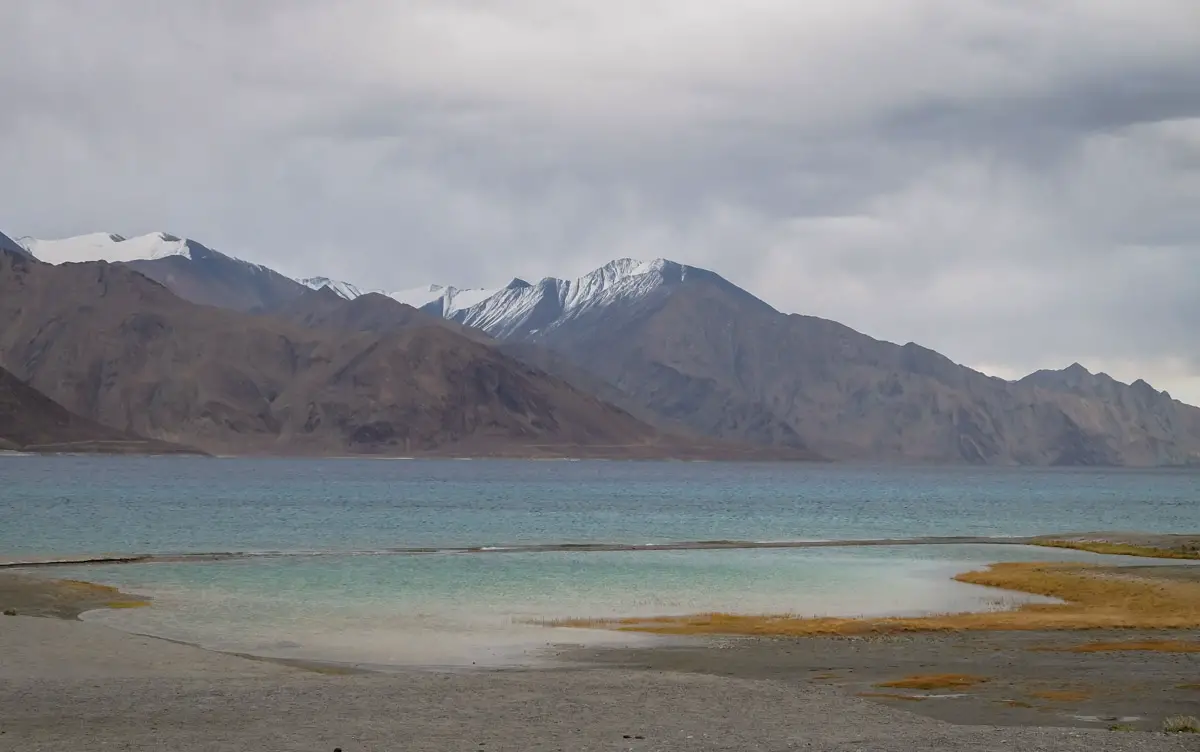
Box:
386 284 499 315
17 232 198 264
16 231 281 279
297 276 500 313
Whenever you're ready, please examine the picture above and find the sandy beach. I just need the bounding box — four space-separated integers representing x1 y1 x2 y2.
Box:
3 564 1199 752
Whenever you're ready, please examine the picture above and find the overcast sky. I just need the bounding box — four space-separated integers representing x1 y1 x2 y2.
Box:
2 2 1198 402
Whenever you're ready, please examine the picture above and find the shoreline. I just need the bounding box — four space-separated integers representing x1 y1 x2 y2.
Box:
4 533 1199 655
5 532 1198 570
4 536 1200 745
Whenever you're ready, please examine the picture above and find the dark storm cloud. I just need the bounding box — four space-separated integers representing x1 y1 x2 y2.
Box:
1 1 1198 400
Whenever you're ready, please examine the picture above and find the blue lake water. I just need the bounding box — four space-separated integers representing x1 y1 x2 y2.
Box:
2 456 1197 666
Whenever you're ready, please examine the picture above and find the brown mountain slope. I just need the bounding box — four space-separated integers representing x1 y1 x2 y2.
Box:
268 287 819 459
271 288 494 345
506 272 1200 466
0 249 766 458
0 365 197 454
122 239 307 312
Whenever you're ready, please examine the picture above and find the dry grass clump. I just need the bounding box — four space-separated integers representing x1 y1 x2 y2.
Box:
1176 683 1200 690
1162 715 1200 733
554 561 1200 637
1032 539 1200 560
1039 640 1200 653
877 674 987 690
60 579 124 594
60 579 149 609
857 692 925 702
1028 689 1092 702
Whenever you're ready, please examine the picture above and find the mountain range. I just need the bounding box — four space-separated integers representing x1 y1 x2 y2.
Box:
7 230 1200 465
0 243 794 459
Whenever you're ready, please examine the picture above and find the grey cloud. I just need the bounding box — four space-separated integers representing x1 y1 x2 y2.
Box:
1 1 1199 401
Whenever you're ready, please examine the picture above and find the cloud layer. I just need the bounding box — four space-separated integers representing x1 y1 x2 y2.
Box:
2 1 1198 399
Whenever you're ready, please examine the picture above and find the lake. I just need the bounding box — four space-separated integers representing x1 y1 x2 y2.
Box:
2 456 1196 666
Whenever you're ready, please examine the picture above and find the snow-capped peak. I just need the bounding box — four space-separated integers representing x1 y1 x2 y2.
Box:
17 231 198 264
295 276 500 314
447 257 703 339
299 277 367 300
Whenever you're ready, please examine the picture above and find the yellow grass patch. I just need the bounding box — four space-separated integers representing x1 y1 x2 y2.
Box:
60 579 125 595
1029 689 1092 702
104 600 150 609
1031 539 1200 560
1041 640 1200 653
553 561 1200 637
878 674 987 690
1176 684 1200 691
59 579 147 609
857 692 926 702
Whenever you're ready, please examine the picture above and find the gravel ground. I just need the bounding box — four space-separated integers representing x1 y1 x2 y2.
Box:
562 629 1200 733
2 617 1197 752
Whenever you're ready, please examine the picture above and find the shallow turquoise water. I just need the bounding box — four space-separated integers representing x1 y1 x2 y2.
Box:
2 456 1197 665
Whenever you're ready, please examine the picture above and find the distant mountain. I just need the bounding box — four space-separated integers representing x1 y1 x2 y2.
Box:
422 258 1200 466
18 232 307 312
0 364 197 454
1015 363 1200 465
0 246 752 458
298 276 368 301
298 276 497 317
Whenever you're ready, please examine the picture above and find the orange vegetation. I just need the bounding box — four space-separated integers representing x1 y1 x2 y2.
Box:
59 579 149 609
1029 689 1092 702
877 674 987 690
554 561 1200 637
1031 539 1200 560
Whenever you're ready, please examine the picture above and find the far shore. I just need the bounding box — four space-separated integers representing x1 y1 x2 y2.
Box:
1 440 823 461
3 531 1198 571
